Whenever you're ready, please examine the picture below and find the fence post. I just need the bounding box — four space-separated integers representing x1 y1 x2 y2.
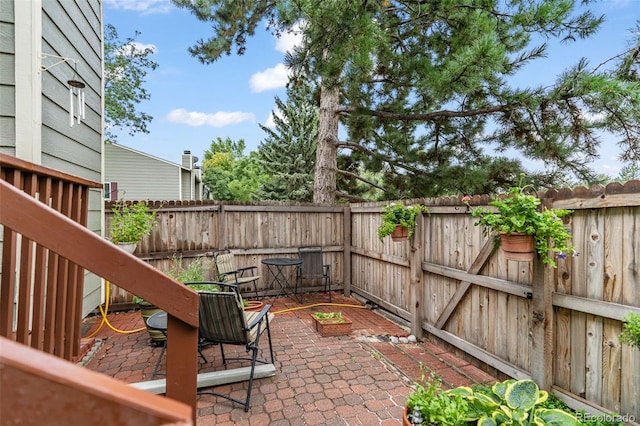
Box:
343 206 352 296
409 212 424 339
530 198 554 391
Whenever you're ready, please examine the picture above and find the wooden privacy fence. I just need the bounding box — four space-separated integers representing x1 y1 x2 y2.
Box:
105 201 348 304
350 182 640 422
106 182 640 420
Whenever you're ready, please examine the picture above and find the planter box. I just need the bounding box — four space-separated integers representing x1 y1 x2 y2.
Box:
312 315 352 337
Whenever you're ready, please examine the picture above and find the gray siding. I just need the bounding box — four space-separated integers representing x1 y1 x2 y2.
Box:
0 1 15 152
41 0 102 182
105 143 182 200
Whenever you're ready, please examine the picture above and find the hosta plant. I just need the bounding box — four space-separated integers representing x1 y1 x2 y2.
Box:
449 379 579 425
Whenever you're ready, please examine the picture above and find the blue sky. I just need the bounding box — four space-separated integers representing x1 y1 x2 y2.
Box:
104 0 639 177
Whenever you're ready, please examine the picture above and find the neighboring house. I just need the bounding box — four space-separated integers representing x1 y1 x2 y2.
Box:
104 143 204 201
0 0 103 317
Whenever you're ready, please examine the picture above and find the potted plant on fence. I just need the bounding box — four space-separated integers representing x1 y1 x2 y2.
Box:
467 181 575 268
377 203 429 242
108 200 158 253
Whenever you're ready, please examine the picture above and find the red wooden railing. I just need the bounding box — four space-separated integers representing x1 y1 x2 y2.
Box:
0 153 199 423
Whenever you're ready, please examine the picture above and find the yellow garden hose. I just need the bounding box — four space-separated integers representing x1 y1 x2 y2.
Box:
272 302 366 315
84 280 146 338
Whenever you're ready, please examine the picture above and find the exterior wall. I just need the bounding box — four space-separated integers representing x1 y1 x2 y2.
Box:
0 0 15 154
1 0 104 318
105 143 203 201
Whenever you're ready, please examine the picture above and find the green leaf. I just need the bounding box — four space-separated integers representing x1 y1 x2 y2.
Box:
534 408 579 425
504 380 539 411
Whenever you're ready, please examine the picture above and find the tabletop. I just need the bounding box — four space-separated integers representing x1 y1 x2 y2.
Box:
146 310 167 331
261 257 302 267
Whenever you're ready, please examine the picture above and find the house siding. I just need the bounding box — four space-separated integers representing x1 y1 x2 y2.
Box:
105 143 182 200
0 0 15 152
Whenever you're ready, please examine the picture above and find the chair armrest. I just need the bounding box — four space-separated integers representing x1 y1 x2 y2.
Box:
237 265 258 277
246 304 272 330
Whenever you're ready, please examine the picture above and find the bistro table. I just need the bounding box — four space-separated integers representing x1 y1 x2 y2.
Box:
261 257 302 302
146 311 168 380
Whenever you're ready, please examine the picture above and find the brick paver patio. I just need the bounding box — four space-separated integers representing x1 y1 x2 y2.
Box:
81 293 499 425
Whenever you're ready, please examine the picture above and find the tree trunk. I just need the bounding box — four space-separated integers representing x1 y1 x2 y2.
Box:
314 83 339 204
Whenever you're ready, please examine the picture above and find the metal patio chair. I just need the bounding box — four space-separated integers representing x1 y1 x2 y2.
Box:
295 246 332 302
196 282 274 412
214 251 260 299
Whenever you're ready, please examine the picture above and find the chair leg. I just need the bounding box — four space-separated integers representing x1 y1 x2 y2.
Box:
219 343 226 364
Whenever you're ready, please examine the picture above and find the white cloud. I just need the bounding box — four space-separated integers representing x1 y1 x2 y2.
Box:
104 0 173 15
274 22 304 53
249 63 290 92
166 108 255 127
131 42 158 54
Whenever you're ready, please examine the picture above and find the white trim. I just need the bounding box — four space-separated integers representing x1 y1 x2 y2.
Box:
14 0 42 163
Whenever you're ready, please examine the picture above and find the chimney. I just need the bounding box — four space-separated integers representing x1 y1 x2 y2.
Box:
181 150 193 169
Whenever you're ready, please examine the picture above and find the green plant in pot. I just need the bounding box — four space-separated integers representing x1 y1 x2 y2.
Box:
108 200 157 252
468 180 575 268
377 203 429 241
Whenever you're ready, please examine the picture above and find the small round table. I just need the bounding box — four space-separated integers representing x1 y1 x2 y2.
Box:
146 311 167 379
261 258 302 302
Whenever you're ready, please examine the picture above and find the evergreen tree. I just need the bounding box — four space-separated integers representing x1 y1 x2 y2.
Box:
257 83 318 202
202 137 264 201
173 0 640 202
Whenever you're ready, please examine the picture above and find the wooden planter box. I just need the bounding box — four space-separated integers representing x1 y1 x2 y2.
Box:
312 315 352 337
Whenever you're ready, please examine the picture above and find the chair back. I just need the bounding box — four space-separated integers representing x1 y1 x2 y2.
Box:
198 289 249 345
215 253 237 283
298 246 325 278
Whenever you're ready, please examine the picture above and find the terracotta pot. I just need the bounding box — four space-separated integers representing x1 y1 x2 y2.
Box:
499 232 534 261
244 300 265 312
391 224 409 242
403 406 411 426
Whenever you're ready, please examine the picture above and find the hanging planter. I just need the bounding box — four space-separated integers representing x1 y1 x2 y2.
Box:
499 232 534 261
391 224 409 242
377 203 429 242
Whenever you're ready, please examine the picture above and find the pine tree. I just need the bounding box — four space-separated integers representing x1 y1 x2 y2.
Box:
257 84 319 202
172 0 640 202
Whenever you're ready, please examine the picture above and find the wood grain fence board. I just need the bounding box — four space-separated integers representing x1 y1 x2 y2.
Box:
434 237 494 328
585 209 604 405
570 211 588 398
601 207 623 412
552 294 640 320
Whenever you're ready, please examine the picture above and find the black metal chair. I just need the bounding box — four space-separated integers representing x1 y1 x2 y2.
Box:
214 251 260 299
295 246 331 302
195 282 274 412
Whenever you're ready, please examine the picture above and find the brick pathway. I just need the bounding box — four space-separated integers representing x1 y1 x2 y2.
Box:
81 293 499 425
